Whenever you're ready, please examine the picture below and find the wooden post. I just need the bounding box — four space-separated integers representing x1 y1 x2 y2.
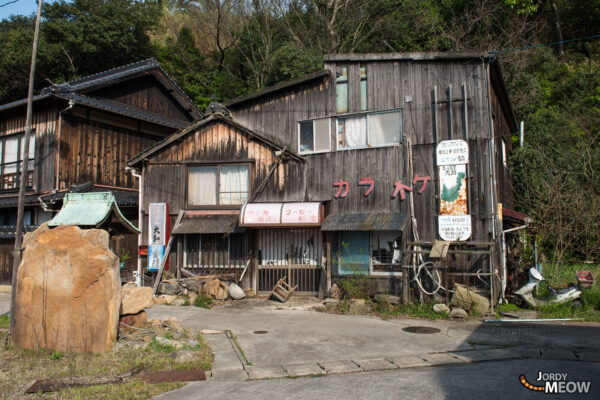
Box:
252 231 258 293
176 235 182 282
326 233 332 294
152 210 184 295
402 265 409 305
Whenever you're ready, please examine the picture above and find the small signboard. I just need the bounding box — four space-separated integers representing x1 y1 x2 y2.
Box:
147 244 164 272
438 215 472 241
148 203 169 271
436 139 469 166
241 202 322 226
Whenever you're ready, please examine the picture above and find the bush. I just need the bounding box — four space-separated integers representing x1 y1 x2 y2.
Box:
338 276 371 300
582 288 600 310
193 295 213 309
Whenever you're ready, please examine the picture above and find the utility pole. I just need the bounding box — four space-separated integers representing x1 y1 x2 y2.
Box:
9 0 44 339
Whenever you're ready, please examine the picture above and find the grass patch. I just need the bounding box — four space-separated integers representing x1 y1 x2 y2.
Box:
29 379 185 400
0 314 9 329
226 330 251 365
537 302 600 322
0 327 212 399
370 301 447 320
496 303 522 314
193 295 213 309
540 262 599 289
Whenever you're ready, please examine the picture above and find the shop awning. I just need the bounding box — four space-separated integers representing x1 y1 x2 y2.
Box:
172 211 244 234
239 202 323 227
48 192 139 234
321 213 409 231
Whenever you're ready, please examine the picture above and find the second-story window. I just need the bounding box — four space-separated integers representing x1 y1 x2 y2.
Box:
188 164 250 206
360 65 368 111
336 66 348 113
337 110 402 150
299 118 331 154
1 133 35 190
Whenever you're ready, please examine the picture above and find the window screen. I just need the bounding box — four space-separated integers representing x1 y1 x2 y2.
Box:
368 111 401 146
313 118 330 152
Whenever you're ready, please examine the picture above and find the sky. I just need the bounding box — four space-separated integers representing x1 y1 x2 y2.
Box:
0 0 56 20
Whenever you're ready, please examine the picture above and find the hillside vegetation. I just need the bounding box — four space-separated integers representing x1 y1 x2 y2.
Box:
1 0 598 261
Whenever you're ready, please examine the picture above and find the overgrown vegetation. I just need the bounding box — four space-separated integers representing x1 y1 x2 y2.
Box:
0 323 212 399
0 314 9 329
193 295 213 309
1 1 599 260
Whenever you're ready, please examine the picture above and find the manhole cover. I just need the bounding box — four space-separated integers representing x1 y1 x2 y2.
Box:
253 330 269 334
402 326 440 334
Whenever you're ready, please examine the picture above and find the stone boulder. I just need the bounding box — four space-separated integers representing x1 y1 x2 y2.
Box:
119 310 147 335
121 283 153 315
13 224 121 353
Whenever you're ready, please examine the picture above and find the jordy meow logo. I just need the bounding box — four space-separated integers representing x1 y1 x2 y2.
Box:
520 371 591 394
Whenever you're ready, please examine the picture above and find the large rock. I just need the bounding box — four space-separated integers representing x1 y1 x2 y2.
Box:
13 224 121 353
202 279 229 300
121 283 153 315
119 310 147 335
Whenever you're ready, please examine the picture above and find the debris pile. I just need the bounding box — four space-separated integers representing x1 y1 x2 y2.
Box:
156 275 246 302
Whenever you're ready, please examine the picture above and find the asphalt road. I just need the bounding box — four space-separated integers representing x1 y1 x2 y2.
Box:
153 359 599 400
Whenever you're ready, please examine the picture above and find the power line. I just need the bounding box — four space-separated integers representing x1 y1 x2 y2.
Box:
0 0 20 8
490 34 600 60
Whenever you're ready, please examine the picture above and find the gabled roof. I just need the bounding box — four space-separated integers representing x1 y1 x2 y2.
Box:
48 192 139 234
224 70 331 107
127 107 305 167
0 58 201 121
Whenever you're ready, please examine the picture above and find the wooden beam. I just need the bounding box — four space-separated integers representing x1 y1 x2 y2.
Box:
152 210 184 295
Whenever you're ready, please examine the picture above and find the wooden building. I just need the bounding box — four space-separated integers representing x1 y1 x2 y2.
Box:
0 58 200 283
129 52 526 301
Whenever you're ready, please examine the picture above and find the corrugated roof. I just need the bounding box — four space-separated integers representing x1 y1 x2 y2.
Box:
172 214 244 235
48 192 139 233
321 213 408 231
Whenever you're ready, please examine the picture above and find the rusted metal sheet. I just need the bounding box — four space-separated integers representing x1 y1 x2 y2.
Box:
321 213 408 231
172 214 243 234
439 164 468 215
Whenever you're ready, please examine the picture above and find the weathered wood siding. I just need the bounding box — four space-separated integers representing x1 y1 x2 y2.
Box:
227 59 502 242
89 75 193 122
141 120 305 244
490 82 515 209
0 102 58 193
59 113 159 189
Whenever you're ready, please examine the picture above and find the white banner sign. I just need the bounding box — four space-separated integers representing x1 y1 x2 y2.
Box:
438 215 472 241
436 139 469 165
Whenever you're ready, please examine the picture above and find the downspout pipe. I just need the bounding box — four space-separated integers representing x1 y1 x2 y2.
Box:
55 99 75 190
126 166 143 287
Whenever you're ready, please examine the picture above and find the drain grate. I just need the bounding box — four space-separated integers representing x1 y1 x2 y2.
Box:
402 326 440 334
253 330 269 334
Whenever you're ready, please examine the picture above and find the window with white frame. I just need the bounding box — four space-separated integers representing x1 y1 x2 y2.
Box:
360 65 367 111
0 133 35 190
298 118 331 153
337 110 401 150
188 164 250 206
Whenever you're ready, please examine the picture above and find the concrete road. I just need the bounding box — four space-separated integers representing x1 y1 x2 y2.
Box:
146 301 600 367
154 359 599 400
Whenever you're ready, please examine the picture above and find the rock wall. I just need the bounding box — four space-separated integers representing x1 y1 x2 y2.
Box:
12 224 121 353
